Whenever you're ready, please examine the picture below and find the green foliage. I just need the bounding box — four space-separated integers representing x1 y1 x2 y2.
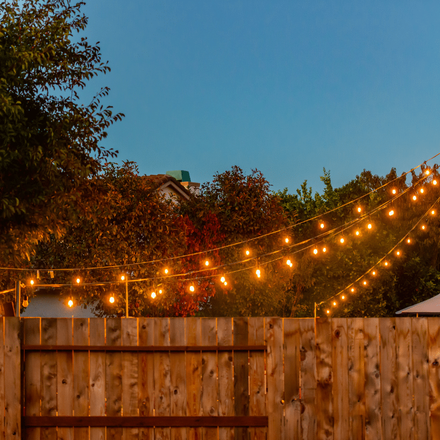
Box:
0 0 123 269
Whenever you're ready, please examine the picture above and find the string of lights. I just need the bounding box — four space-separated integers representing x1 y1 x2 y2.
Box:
2 153 439 274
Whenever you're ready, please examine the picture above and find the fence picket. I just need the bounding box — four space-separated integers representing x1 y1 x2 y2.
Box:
217 318 233 440
363 318 381 440
122 318 139 440
57 318 73 440
411 318 429 440
90 318 106 440
331 318 348 440
249 317 266 440
428 317 440 440
40 318 57 440
0 317 4 440
170 318 187 440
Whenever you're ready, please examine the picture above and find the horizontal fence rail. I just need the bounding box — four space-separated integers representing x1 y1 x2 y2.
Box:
1 316 440 439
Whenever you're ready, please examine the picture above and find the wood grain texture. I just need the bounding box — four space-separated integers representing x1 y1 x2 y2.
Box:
138 318 155 440
428 318 440 440
57 318 73 440
315 318 333 440
379 318 398 439
249 317 266 440
331 318 348 440
411 318 429 440
90 318 106 440
107 318 123 440
154 317 171 440
300 318 317 440
40 318 57 440
122 318 139 440
396 317 414 440
266 317 283 440
4 318 21 439
363 319 381 440
217 318 234 440
170 318 187 440
186 318 201 440
24 318 41 440
0 317 4 440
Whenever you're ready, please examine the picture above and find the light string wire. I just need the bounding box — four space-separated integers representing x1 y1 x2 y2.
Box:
2 152 439 273
315 194 440 311
27 171 436 289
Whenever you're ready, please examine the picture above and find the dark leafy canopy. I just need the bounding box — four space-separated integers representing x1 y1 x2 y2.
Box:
0 0 123 269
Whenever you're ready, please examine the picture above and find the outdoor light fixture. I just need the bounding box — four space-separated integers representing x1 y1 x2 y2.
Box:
389 210 394 216
285 237 289 244
68 298 74 307
245 249 250 256
109 295 115 304
420 188 425 194
29 279 35 286
76 278 80 284
205 260 209 266
189 285 195 292
412 195 417 201
22 295 29 308
367 223 372 229
322 247 327 253
120 275 125 281
339 238 345 244
392 188 397 195
159 289 163 294
313 248 318 255
433 180 438 185
355 230 360 236
320 223 325 229
357 207 362 213
256 269 261 278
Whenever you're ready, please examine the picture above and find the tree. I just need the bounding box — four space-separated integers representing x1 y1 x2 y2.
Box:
0 0 123 275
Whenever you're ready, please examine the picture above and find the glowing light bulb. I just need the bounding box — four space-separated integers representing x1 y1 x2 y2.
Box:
22 296 29 307
320 223 325 229
434 180 438 186
121 275 125 281
339 237 345 244
426 170 431 175
286 259 292 266
220 276 226 283
407 238 411 243
357 207 362 213
205 260 209 266
322 247 327 253
76 278 80 284
355 230 360 236
392 188 397 195
367 223 372 230
151 292 156 299
285 237 289 244
363 281 367 286
30 279 35 286
245 250 250 256
189 285 195 292
351 288 355 293
224 281 227 286
313 248 318 255
333 301 337 306
341 295 345 300
420 188 425 194
389 210 394 216
372 271 376 276
109 296 115 304
412 195 417 201
396 251 401 256
159 289 163 294
68 299 73 308
422 225 426 230
384 261 389 267
431 210 436 215
326 310 330 314
256 269 261 278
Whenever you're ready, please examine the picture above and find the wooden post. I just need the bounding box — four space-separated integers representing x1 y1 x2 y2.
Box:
125 278 129 318
15 281 20 318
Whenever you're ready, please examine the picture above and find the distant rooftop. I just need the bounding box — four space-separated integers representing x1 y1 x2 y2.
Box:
166 170 191 182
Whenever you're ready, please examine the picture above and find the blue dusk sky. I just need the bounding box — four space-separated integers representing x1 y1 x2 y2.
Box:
81 0 440 194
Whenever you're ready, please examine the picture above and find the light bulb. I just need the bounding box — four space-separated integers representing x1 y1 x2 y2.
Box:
68 299 74 308
431 210 436 215
351 288 355 293
357 207 362 213
159 289 163 294
224 281 227 286
421 225 426 230
339 237 345 244
285 237 289 244
326 310 330 314
426 170 430 175
151 292 156 299
384 261 389 267
220 276 226 283
109 296 115 304
332 301 337 306
22 297 29 307
205 260 209 266
286 259 292 266
372 271 376 276
256 269 261 278
189 285 195 292
412 195 417 201
434 180 438 186
407 238 411 243
341 295 345 300
320 223 325 229
76 278 80 284
363 281 367 286
392 189 397 195
313 248 318 255
420 188 425 194
355 230 360 236
367 223 372 229
322 247 327 253
245 249 250 256
396 251 401 256
120 275 125 281
164 268 169 275
30 279 34 286
389 210 394 216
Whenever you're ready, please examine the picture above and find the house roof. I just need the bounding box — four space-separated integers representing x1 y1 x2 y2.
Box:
144 174 191 200
396 293 440 315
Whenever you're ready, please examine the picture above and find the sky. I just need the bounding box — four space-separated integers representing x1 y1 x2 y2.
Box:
80 0 440 194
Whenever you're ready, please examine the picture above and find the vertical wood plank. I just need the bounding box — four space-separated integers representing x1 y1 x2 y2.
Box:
300 318 317 440
379 318 398 439
249 317 266 440
363 318 381 440
186 318 201 440
122 319 139 440
411 318 429 440
90 318 106 440
57 319 73 440
217 318 234 440
428 317 440 440
0 317 4 440
396 317 414 440
170 318 187 440
315 317 333 440
201 318 218 440
155 317 171 440
107 318 123 440
267 317 283 440
331 318 348 440
348 318 365 440
139 318 155 440
41 318 57 440
234 317 249 440
4 317 21 439
24 318 41 440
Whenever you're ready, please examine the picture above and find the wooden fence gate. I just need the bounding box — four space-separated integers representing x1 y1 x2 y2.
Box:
1 316 440 439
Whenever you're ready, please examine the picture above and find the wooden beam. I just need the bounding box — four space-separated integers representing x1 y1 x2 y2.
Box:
24 416 269 427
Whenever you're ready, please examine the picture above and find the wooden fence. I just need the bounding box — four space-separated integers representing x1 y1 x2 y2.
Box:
1 316 440 439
